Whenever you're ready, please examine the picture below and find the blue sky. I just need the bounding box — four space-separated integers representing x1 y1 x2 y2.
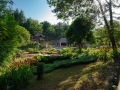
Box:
12 0 63 24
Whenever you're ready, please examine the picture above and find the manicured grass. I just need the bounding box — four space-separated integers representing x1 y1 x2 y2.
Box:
23 61 111 90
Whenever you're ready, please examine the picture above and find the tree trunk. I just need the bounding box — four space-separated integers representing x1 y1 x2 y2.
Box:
97 0 117 53
78 43 82 53
109 0 118 53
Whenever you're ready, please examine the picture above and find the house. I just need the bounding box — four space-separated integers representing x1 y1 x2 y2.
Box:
32 32 45 42
56 38 67 47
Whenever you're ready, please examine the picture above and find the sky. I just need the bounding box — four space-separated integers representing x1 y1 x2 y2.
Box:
12 0 63 24
12 0 120 25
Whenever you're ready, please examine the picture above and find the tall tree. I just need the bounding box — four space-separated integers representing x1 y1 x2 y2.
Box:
23 18 43 35
95 20 120 45
0 0 30 64
13 9 26 26
54 22 68 38
41 21 55 40
66 17 95 53
47 0 120 53
0 0 13 18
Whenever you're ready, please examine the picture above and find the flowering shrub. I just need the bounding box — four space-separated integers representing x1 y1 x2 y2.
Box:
0 65 32 90
10 58 38 69
100 46 112 52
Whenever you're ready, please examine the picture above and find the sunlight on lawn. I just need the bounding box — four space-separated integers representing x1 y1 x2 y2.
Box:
23 61 110 90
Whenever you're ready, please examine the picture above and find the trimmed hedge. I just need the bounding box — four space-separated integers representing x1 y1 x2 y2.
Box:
34 54 72 63
44 56 97 73
37 62 44 79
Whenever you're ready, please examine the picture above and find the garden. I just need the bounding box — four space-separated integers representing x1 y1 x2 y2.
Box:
1 0 120 90
0 43 120 90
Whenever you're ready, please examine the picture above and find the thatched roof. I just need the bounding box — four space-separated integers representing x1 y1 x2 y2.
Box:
34 32 45 37
56 38 67 43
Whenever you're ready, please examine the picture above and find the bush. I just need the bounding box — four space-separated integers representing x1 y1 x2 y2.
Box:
0 65 32 90
27 47 40 53
35 54 72 63
60 47 73 55
48 45 53 51
44 56 97 73
27 48 34 52
37 62 44 80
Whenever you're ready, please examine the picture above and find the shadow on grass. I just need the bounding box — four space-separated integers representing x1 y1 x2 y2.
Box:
23 61 112 90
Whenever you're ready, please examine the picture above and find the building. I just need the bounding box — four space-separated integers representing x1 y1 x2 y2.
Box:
32 32 45 42
56 38 67 47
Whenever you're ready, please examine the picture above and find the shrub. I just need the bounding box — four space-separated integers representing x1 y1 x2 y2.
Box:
60 47 73 55
0 65 32 90
27 48 34 52
10 58 38 68
37 62 44 80
35 55 72 63
95 51 113 62
27 48 39 53
48 45 53 51
44 56 97 73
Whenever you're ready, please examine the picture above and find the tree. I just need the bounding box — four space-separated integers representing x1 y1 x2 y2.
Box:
94 27 109 45
23 18 43 36
66 17 95 53
95 20 120 45
54 22 68 38
13 9 26 26
0 14 30 63
47 0 120 53
0 0 13 17
0 0 30 64
41 21 55 40
15 25 30 46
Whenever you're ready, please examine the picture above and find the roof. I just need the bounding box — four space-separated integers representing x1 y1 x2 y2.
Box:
56 38 67 43
34 33 45 37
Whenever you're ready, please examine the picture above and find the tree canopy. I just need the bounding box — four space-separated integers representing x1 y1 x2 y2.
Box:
66 17 95 52
47 0 120 52
53 22 68 38
0 1 30 64
95 20 120 45
23 18 43 36
13 9 26 26
41 21 55 40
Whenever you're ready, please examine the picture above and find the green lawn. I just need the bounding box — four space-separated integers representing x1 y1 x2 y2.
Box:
23 61 111 90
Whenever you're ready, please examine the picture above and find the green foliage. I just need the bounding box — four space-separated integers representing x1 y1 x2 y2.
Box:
37 62 44 79
48 45 53 52
0 15 30 63
47 0 97 20
66 17 95 52
0 0 13 17
66 17 94 44
20 42 42 53
73 48 113 62
0 15 17 63
44 56 97 73
0 1 31 64
16 25 30 46
34 55 72 64
0 65 32 90
47 0 120 52
95 20 120 45
53 22 68 38
60 47 73 55
23 18 43 35
13 9 26 26
27 48 39 53
41 21 55 40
